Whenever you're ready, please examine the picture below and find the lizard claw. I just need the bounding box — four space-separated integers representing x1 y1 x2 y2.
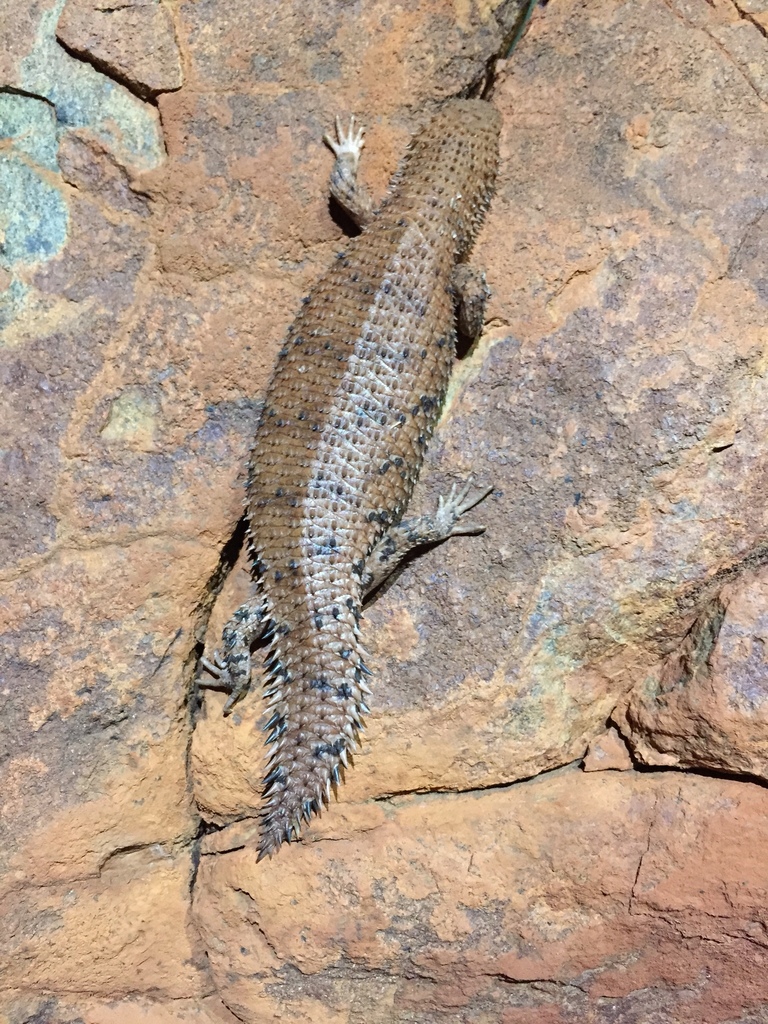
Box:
199 649 253 714
199 650 234 689
200 650 225 677
324 115 365 168
436 476 494 537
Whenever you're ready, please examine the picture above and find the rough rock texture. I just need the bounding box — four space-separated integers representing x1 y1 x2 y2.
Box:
196 770 768 1024
614 565 768 777
57 0 183 99
3 0 768 1020
582 726 634 772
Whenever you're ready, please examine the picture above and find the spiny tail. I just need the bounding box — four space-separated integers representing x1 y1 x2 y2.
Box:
256 607 372 860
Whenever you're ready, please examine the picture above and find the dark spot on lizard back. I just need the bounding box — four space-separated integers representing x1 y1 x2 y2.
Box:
313 739 346 758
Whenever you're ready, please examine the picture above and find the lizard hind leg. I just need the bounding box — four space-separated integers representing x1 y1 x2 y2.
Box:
363 477 494 595
198 597 267 714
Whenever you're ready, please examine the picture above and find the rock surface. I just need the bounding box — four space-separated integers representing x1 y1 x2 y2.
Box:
196 770 768 1024
615 565 768 777
582 726 634 772
3 0 768 1020
57 0 183 99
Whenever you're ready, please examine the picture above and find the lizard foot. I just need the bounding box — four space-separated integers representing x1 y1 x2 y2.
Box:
362 476 493 593
197 600 264 714
199 652 252 714
323 115 365 169
434 477 494 537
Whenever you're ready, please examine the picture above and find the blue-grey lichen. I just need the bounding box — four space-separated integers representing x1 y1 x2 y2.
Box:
20 0 164 172
0 94 68 332
1 0 164 332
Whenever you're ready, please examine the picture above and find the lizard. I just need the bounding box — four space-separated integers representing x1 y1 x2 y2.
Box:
200 98 501 860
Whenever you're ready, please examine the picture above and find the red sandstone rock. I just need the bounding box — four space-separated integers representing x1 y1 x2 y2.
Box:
57 0 182 99
4 0 768 1019
195 771 768 1023
615 566 768 778
583 726 634 771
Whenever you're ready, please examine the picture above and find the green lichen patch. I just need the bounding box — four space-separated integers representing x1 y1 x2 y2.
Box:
101 388 160 447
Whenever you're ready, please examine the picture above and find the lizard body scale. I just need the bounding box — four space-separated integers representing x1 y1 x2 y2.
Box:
202 99 501 859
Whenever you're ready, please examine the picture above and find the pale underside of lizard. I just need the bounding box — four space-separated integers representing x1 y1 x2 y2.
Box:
201 99 501 859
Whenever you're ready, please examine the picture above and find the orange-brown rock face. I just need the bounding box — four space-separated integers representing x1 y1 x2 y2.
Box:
56 0 183 100
3 0 768 1020
196 771 768 1024
615 565 768 777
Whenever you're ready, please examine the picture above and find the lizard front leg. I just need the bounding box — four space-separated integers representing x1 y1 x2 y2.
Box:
451 264 491 340
324 115 376 228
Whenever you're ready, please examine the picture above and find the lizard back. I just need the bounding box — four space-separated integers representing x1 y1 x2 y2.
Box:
246 99 500 856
